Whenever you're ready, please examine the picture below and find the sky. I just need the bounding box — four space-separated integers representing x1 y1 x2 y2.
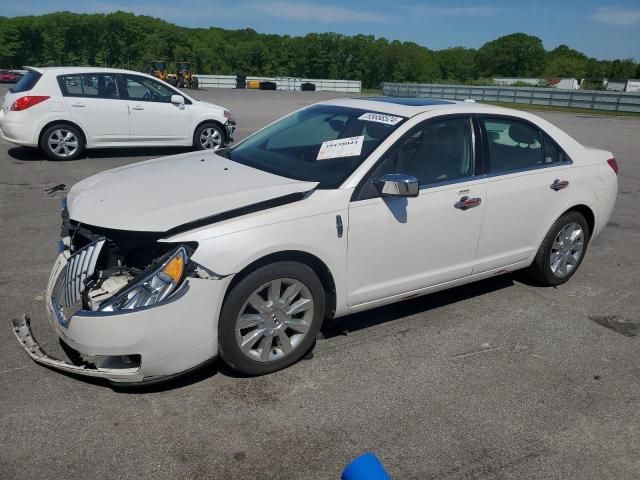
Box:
1 0 639 60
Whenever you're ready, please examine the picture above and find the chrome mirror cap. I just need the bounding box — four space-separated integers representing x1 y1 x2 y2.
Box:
373 173 419 198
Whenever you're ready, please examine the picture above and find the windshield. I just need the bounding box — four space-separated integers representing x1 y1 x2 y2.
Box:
227 105 405 188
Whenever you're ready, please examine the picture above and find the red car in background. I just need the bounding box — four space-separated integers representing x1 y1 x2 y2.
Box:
0 70 17 83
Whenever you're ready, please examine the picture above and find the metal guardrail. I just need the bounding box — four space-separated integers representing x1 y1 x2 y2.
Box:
197 75 361 93
381 82 640 113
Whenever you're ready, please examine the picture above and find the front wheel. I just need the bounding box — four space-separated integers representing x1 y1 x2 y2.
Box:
193 123 225 150
525 211 590 286
40 124 84 161
218 262 325 375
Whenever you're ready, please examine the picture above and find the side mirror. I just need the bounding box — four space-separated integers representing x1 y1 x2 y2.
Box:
373 173 419 198
171 94 185 105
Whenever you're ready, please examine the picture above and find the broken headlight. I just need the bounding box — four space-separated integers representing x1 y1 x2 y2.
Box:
99 247 189 312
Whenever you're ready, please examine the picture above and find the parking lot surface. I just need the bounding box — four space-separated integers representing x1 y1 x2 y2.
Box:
1 85 639 479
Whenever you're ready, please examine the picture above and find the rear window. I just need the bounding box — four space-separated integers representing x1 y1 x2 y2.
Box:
11 70 42 93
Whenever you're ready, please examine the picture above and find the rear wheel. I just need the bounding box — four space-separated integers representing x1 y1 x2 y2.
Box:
525 211 590 286
194 123 224 150
191 77 199 89
40 124 84 161
218 261 325 375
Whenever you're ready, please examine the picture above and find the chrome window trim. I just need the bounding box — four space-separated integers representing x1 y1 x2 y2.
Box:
416 174 481 192
480 158 573 180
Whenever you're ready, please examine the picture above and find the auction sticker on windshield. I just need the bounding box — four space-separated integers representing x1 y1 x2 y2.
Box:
317 136 364 160
358 112 404 125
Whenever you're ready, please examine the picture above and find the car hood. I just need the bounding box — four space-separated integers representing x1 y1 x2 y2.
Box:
192 99 224 112
67 151 318 232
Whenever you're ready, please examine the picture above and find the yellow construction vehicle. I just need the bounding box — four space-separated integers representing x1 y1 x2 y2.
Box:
148 61 169 83
172 62 199 89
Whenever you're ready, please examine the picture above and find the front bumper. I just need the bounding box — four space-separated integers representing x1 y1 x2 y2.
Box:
225 120 236 143
13 249 232 384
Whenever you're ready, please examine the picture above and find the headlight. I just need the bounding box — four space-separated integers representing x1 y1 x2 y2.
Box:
99 247 188 312
223 109 236 124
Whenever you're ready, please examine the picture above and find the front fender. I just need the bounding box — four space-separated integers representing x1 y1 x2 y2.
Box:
189 210 350 316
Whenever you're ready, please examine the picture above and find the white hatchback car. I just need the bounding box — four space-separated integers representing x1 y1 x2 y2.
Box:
13 97 618 384
0 66 235 160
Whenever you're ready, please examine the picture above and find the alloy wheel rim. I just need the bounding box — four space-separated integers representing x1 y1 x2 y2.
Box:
550 222 584 278
235 278 314 363
200 128 221 150
48 129 79 157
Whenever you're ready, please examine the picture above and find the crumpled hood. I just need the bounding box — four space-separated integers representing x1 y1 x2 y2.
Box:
67 151 317 232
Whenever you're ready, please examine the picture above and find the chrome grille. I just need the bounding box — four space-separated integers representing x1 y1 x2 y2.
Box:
49 238 105 326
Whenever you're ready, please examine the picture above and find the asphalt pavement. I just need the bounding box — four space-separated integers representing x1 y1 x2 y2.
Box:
1 85 639 479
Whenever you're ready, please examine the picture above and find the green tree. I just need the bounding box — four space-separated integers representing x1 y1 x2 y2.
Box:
608 59 637 80
435 47 477 82
476 33 546 77
544 45 588 78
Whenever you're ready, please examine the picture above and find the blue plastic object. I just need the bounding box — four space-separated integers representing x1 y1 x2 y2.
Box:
342 452 391 480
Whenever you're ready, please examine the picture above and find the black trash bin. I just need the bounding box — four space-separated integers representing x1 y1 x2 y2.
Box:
236 74 246 89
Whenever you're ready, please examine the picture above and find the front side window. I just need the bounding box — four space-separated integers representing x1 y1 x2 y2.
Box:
364 116 473 195
124 75 175 103
482 118 546 173
226 105 405 188
58 74 119 99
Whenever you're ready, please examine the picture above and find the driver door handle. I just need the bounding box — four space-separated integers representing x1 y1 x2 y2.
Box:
550 179 569 191
131 105 144 111
454 196 482 210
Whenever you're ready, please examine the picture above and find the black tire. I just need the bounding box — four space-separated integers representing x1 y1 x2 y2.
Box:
193 122 225 150
40 124 85 161
218 261 325 376
191 77 199 89
178 77 185 88
167 76 178 87
524 211 590 286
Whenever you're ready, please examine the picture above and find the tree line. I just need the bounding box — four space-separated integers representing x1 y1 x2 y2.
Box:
0 11 638 89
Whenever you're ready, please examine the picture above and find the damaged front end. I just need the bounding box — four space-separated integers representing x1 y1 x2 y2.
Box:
54 206 209 323
12 200 226 384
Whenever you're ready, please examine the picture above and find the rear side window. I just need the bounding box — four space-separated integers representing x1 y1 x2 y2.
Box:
542 133 569 164
11 71 42 93
482 118 544 174
58 74 120 99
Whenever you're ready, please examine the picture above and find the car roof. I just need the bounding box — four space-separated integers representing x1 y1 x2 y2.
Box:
24 66 148 76
321 96 517 118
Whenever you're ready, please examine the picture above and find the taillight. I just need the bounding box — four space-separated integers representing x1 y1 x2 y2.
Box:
607 158 619 175
11 95 50 111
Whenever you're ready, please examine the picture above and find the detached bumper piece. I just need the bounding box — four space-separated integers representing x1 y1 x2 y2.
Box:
12 315 140 381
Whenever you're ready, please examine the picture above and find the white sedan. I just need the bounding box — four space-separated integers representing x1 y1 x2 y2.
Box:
0 66 235 160
12 97 618 384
